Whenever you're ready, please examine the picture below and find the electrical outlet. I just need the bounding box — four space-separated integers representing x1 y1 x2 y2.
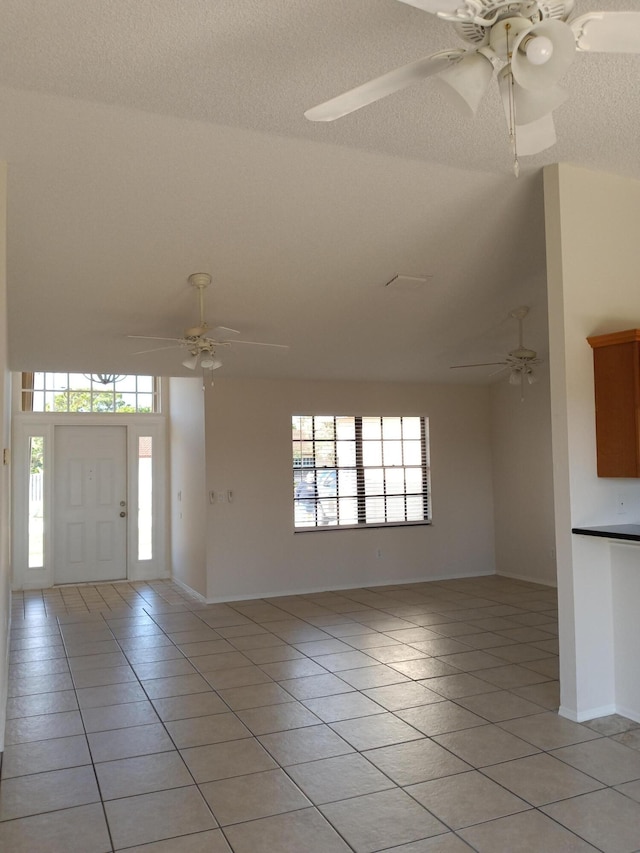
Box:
617 493 627 515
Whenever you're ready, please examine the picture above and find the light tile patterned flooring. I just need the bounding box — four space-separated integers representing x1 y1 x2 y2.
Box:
3 576 640 852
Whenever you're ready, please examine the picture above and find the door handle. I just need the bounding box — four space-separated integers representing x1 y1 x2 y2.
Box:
119 511 126 518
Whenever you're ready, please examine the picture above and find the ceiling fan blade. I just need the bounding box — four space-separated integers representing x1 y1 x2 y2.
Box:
304 49 464 121
489 365 511 377
230 340 289 349
450 362 507 368
571 12 640 53
132 344 183 355
127 334 185 343
211 325 240 338
516 112 556 156
396 0 469 14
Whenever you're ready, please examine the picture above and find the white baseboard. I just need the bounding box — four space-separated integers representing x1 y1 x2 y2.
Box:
496 570 557 589
612 704 640 725
203 570 496 604
172 576 208 604
559 703 618 722
132 566 170 582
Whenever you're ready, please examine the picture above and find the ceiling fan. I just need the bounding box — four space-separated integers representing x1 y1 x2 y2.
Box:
128 273 288 379
304 1 640 173
450 305 541 394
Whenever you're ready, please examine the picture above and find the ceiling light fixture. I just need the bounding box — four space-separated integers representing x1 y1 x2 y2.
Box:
433 50 494 117
83 374 125 386
128 272 288 385
181 347 223 384
450 306 541 400
199 353 223 371
181 352 199 370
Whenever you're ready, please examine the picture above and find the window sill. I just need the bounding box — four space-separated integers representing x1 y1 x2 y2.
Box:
294 520 432 533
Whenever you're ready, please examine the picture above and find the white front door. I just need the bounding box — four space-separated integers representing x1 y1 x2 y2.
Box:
54 425 127 584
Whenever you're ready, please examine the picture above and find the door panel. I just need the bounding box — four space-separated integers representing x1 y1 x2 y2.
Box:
54 426 127 584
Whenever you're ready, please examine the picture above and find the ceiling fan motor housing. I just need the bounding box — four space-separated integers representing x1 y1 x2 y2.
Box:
188 272 212 289
509 347 537 359
185 325 208 338
453 0 574 45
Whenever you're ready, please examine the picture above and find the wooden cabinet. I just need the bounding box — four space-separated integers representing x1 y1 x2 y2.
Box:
588 329 640 478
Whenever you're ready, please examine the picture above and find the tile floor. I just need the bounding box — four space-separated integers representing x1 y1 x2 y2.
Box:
2 575 640 852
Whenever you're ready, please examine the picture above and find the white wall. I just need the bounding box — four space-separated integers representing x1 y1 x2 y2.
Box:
490 361 557 586
0 164 9 752
202 378 496 601
544 163 640 721
168 377 207 598
611 544 640 719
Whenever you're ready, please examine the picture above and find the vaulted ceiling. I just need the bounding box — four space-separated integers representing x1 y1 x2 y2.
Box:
1 0 637 381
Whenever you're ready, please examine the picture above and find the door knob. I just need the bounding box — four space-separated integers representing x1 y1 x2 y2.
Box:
119 511 126 518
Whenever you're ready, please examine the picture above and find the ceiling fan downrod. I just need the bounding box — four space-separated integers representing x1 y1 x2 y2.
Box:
186 273 212 338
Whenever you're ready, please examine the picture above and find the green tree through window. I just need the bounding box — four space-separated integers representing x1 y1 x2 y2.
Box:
29 436 44 474
50 391 150 414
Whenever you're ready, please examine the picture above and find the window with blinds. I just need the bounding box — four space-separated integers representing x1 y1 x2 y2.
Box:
292 415 431 530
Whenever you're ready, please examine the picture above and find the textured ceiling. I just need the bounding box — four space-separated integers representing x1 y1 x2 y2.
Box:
0 0 638 382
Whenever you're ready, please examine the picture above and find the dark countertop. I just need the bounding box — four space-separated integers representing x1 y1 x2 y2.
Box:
572 524 640 541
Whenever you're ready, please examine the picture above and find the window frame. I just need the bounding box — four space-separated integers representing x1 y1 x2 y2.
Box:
292 414 431 531
21 372 160 414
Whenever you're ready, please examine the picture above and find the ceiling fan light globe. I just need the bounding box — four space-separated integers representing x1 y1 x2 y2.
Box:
516 112 557 155
498 69 558 154
498 69 567 126
182 353 199 370
512 19 576 91
200 353 223 370
434 51 494 118
509 370 522 385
